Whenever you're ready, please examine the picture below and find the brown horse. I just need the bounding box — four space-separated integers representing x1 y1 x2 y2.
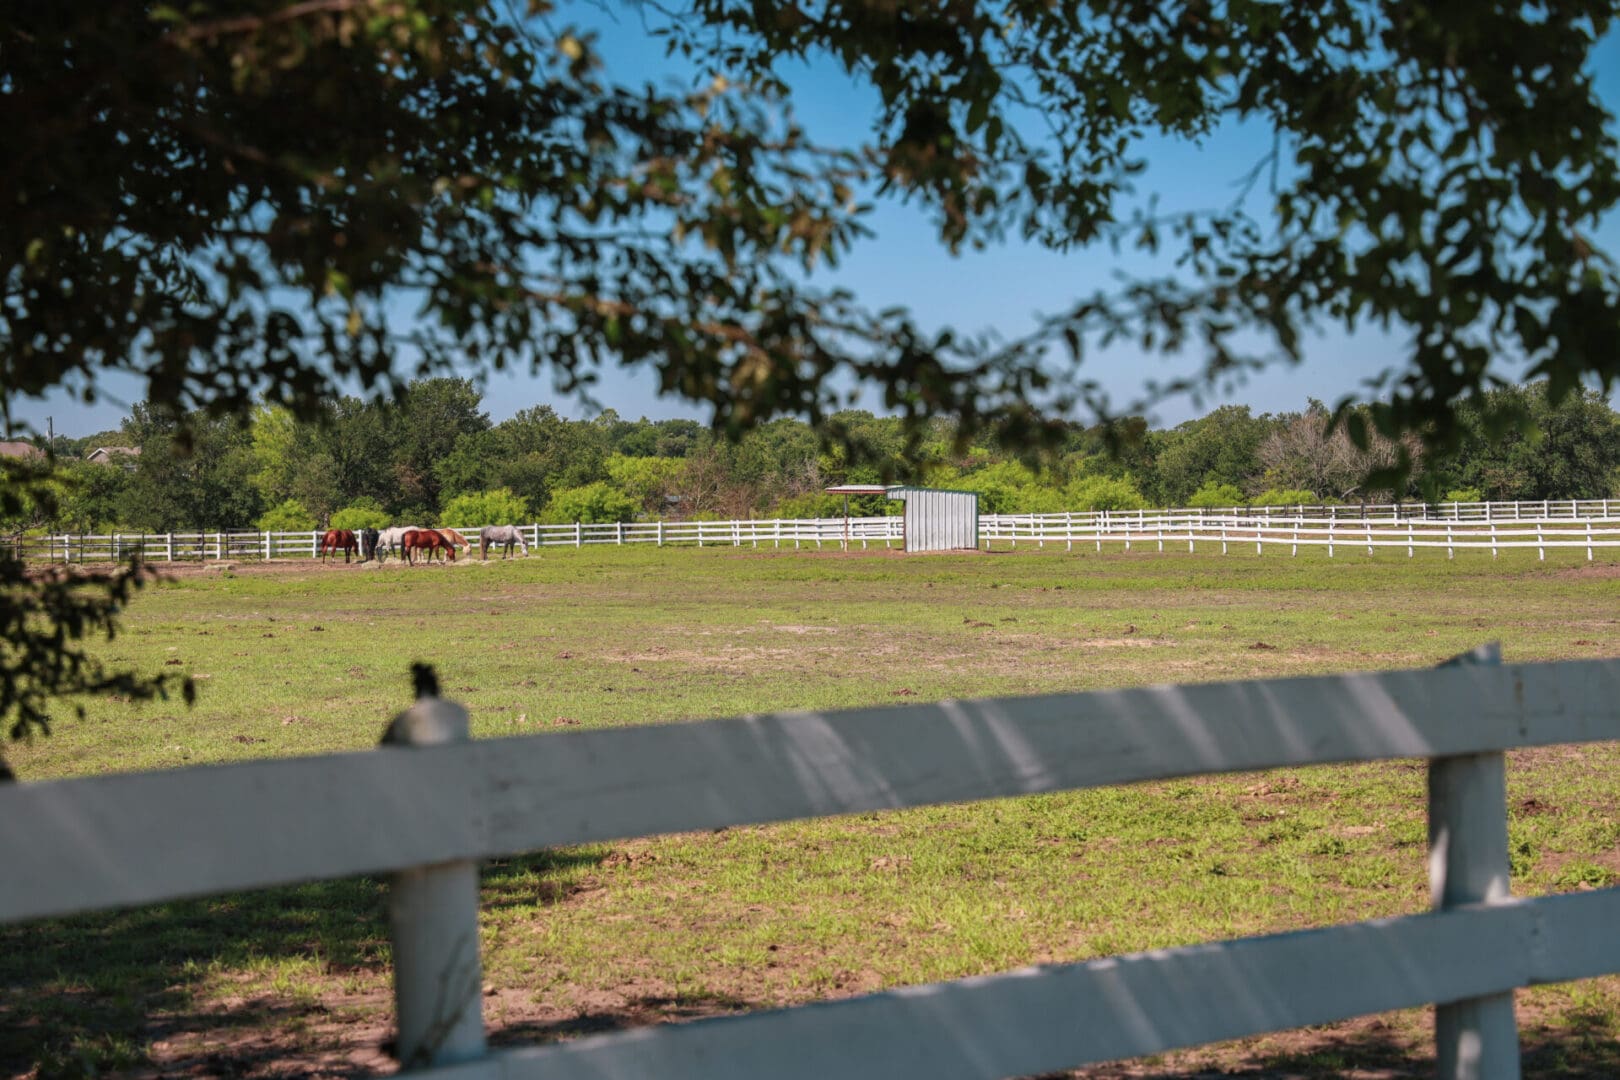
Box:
402 528 456 565
320 529 359 563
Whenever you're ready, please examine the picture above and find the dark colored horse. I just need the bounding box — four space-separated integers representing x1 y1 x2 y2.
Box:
402 528 456 565
359 527 380 562
320 529 359 563
479 525 529 560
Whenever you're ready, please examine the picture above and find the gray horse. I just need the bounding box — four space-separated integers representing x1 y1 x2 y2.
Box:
479 525 529 560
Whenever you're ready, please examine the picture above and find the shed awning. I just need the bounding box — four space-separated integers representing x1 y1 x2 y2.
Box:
823 485 890 495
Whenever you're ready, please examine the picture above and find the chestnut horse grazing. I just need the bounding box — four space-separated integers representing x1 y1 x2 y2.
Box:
320 529 359 563
402 528 456 565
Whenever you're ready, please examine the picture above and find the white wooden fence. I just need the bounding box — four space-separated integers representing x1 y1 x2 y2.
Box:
14 512 1620 563
4 647 1619 1079
5 516 909 563
981 512 1620 561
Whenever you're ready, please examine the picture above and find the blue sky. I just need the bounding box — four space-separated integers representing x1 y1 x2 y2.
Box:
14 7 1620 438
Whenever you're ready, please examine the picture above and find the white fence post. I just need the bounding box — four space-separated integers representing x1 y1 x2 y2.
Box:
165 532 174 562
658 519 665 547
1430 644 1520 1080
575 522 582 548
382 694 487 1070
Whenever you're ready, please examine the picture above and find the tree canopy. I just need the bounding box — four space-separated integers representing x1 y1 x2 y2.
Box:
7 2 1618 455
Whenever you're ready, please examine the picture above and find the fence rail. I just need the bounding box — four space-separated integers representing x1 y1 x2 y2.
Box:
4 651 1619 1078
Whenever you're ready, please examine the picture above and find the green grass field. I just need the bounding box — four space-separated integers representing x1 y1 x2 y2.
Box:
5 544 1620 1078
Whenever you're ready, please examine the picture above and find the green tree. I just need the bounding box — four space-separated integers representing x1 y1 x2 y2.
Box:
52 460 135 531
328 499 392 532
1187 481 1246 510
122 408 264 530
1251 489 1323 507
606 454 686 515
391 379 491 514
440 488 533 527
545 482 638 524
1147 406 1274 506
1066 475 1149 512
1444 385 1620 501
256 500 317 531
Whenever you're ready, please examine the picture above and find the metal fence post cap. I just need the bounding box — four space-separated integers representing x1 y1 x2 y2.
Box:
382 698 470 747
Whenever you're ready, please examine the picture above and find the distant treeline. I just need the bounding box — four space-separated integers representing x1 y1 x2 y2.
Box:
12 379 1620 533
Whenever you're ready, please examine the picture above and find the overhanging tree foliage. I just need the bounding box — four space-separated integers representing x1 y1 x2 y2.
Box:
4 0 1619 741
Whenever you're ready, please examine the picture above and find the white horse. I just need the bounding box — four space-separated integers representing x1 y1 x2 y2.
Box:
376 525 421 562
479 525 529 560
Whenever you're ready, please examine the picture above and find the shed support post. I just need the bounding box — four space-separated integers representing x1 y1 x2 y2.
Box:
383 696 487 1071
1430 643 1519 1080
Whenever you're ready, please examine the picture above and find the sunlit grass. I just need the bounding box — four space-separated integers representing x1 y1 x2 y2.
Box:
4 544 1619 1076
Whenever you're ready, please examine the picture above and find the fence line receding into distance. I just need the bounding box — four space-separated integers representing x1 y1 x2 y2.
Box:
14 505 1620 562
4 648 1620 1079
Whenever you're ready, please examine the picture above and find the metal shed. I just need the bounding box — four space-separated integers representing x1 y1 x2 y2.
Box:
886 486 980 552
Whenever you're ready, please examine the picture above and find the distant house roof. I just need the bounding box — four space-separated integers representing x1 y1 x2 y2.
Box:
87 446 141 463
0 440 42 460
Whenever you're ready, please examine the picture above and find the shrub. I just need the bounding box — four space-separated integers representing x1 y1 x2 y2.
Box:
1065 475 1148 511
774 492 844 519
957 461 1068 514
256 499 316 531
544 482 638 524
328 497 391 531
1186 481 1246 509
1441 487 1483 504
1251 488 1319 507
440 488 532 528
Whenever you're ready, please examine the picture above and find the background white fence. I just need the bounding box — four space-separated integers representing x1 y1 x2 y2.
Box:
15 506 1620 563
4 648 1619 1078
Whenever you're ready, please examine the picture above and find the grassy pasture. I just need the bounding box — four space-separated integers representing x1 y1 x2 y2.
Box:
4 544 1620 1078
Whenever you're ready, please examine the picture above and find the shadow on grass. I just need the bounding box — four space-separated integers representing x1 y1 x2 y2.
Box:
0 848 607 1078
489 988 764 1046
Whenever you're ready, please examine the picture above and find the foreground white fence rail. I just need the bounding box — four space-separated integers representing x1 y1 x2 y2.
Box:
5 649 1620 1078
